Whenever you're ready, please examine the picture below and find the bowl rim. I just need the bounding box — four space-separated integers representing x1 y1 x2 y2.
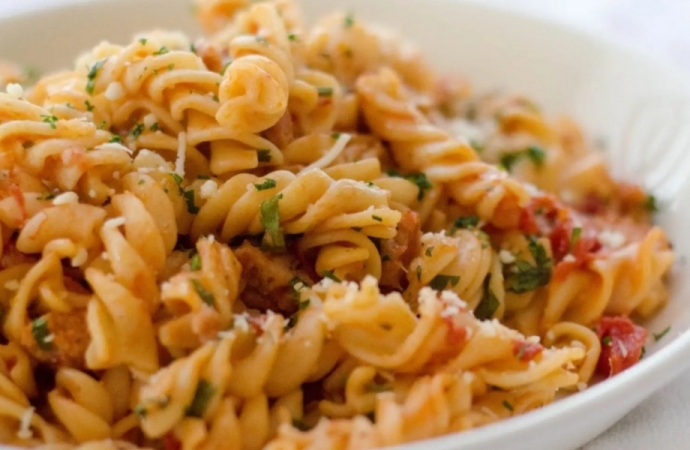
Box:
2 0 690 448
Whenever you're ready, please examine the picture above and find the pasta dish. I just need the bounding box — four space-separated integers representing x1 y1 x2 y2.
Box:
0 0 674 448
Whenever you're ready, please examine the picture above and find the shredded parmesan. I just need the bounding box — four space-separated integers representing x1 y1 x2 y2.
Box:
233 314 250 333
562 254 576 263
298 133 352 174
98 142 133 155
617 340 628 358
43 334 55 343
576 382 587 392
143 113 157 128
52 191 79 206
16 407 34 440
104 82 125 100
199 179 218 199
71 248 88 267
3 279 19 291
498 249 516 264
598 230 626 249
104 216 126 229
6 83 24 98
175 132 187 177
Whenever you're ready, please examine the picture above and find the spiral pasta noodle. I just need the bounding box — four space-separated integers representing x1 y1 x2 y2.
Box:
0 0 674 448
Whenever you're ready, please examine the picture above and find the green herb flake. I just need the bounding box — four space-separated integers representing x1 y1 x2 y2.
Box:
38 192 56 201
288 33 298 42
190 254 201 271
84 100 95 112
254 178 277 191
86 59 105 94
167 63 175 71
474 277 500 321
644 194 658 213
108 135 123 143
299 299 310 310
343 12 355 28
415 265 422 281
41 114 58 129
322 270 341 282
602 336 612 346
255 36 269 45
257 149 272 163
184 189 199 214
386 170 432 201
450 216 480 234
185 380 215 418
169 172 184 186
331 132 341 139
317 87 334 97
138 179 145 185
502 400 514 412
570 227 582 252
31 316 52 351
221 61 232 76
429 275 460 291
505 236 552 293
372 215 383 222
500 146 546 172
526 146 546 165
152 46 170 56
260 194 286 252
133 404 147 418
130 123 145 139
653 326 671 342
191 279 214 305
425 246 434 257
150 122 159 132
139 38 148 45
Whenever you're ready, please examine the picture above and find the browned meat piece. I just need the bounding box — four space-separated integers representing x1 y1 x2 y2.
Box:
234 241 303 315
1 240 37 270
262 111 294 149
379 211 422 291
20 310 90 369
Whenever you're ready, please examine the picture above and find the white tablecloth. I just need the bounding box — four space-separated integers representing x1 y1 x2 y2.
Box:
3 1 688 449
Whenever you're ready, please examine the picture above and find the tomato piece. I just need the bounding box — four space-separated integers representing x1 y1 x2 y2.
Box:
162 433 181 450
444 316 468 346
512 339 543 362
594 316 647 378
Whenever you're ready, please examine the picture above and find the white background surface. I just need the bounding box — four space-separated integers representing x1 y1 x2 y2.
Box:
2 0 688 449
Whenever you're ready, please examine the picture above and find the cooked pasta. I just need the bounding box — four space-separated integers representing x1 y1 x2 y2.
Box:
0 0 673 448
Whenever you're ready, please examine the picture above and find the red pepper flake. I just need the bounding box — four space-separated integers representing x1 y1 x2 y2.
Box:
593 316 647 378
513 339 543 362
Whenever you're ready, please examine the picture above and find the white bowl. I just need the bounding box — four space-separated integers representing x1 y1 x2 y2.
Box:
2 1 690 449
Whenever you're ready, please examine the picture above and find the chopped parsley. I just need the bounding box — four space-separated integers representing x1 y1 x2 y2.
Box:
257 149 272 163
331 133 341 139
299 299 310 310
150 122 159 132
86 59 105 94
343 12 355 28
139 38 148 45
255 36 268 45
415 265 422 281
602 336 612 346
499 146 546 172
152 46 169 56
474 278 500 320
130 123 145 139
502 400 514 412
260 194 286 252
505 236 552 293
191 279 214 306
41 115 58 129
425 246 434 257
372 215 382 222
169 172 184 186
429 275 460 291
322 270 341 282
133 404 147 418
31 317 52 351
570 227 582 252
84 100 95 112
167 63 175 71
288 33 298 42
254 178 277 191
386 170 432 201
108 135 123 143
653 326 671 342
221 61 232 76
184 189 199 214
450 216 480 234
185 380 215 418
38 192 56 201
317 87 334 97
190 254 201 271
643 194 658 213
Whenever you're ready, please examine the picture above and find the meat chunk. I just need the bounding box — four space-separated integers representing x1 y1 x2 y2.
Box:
262 111 294 149
234 241 303 315
379 211 422 291
20 309 90 369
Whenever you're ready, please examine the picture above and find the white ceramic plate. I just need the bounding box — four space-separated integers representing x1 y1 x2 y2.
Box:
2 1 690 449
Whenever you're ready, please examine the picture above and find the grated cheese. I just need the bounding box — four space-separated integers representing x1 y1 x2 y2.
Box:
70 248 88 267
562 254 576 263
43 334 55 343
298 133 352 174
233 314 250 333
3 279 20 291
52 191 79 206
104 82 125 100
598 230 625 249
143 113 157 128
6 83 24 98
104 216 126 229
16 407 34 440
576 382 587 392
498 249 516 264
174 132 187 177
199 179 218 199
